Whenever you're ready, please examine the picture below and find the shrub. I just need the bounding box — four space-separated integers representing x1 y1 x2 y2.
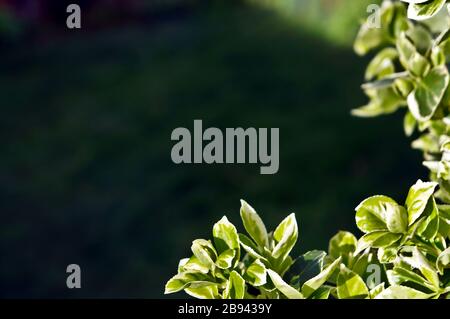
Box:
165 0 450 299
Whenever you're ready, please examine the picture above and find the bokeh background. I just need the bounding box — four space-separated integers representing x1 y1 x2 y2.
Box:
0 0 427 298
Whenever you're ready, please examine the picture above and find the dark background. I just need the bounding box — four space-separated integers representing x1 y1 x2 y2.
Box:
0 0 426 298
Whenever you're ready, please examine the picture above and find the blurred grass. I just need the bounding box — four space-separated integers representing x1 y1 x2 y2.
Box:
0 1 425 297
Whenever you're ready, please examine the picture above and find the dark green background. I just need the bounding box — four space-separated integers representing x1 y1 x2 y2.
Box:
0 0 425 298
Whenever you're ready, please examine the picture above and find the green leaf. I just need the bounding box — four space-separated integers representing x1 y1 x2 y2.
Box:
365 48 398 80
337 264 369 299
431 45 445 66
437 247 450 275
416 197 440 240
407 66 450 121
328 231 357 265
178 258 189 273
285 250 326 288
223 271 246 299
245 259 267 287
361 72 408 91
356 231 402 254
186 283 219 299
369 283 385 299
351 249 373 278
407 0 446 21
213 216 240 252
400 246 440 288
239 233 268 263
385 205 408 234
355 195 400 233
240 200 269 249
354 1 405 55
396 31 431 75
438 205 450 238
377 246 399 264
375 285 432 299
411 133 440 153
191 239 217 271
356 196 407 233
276 254 294 276
352 87 404 117
301 257 342 298
165 272 208 294
216 249 236 270
272 213 298 260
387 266 436 292
404 111 417 136
309 286 333 299
406 24 433 54
182 256 210 274
405 180 438 225
267 269 304 299
395 78 414 98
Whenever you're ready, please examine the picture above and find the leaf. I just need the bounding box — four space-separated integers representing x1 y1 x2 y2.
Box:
375 285 432 299
400 246 440 288
355 231 402 254
405 180 438 225
354 1 405 55
387 266 436 292
272 213 298 260
404 111 417 137
355 196 393 233
182 256 210 274
351 249 373 278
213 216 240 252
355 195 406 233
438 205 450 238
337 264 369 299
369 283 385 299
239 233 268 263
437 247 450 275
385 205 408 234
301 257 342 298
223 271 246 299
407 0 446 21
285 250 326 288
185 285 219 299
431 45 445 66
416 197 440 240
216 249 236 270
165 272 207 294
407 66 449 121
397 31 431 76
240 200 269 249
411 134 440 153
352 87 404 117
365 48 398 80
191 239 217 271
267 269 304 299
406 23 433 54
377 246 399 264
245 259 267 287
328 231 357 265
276 255 294 276
309 286 333 299
395 78 414 98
